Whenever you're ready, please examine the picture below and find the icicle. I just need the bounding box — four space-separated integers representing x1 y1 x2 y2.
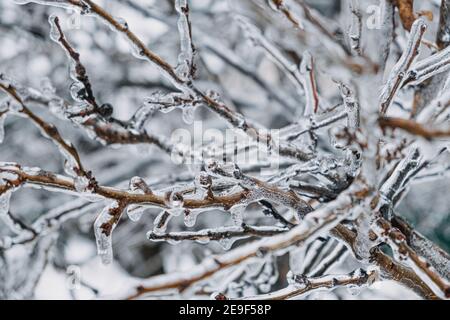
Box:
182 106 195 124
130 103 157 132
175 0 194 81
126 205 144 222
300 51 318 115
183 209 200 227
153 211 172 234
94 202 121 265
48 14 61 42
195 237 210 245
229 205 245 226
15 0 75 10
339 83 360 130
167 238 181 245
218 237 233 250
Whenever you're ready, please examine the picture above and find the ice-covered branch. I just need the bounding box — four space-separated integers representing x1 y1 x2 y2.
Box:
372 217 450 299
380 19 427 115
404 45 450 87
0 76 93 187
147 224 288 243
241 268 376 300
119 181 367 299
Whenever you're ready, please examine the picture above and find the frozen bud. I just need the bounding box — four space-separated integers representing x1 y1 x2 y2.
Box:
165 191 184 209
204 159 220 175
74 175 90 192
69 82 86 102
286 271 308 288
206 90 221 102
183 209 199 227
98 103 114 118
129 176 152 194
196 171 212 189
210 292 228 300
231 163 242 179
114 17 128 31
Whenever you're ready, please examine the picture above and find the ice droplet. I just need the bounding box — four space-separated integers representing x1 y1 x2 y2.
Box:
346 284 361 296
182 106 195 124
69 82 85 102
126 204 144 222
130 43 146 60
195 237 210 244
183 209 199 227
167 238 181 245
259 283 271 293
48 14 61 42
218 237 233 250
114 17 128 31
74 175 90 192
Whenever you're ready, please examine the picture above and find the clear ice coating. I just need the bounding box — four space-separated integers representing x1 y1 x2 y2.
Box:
175 0 194 81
